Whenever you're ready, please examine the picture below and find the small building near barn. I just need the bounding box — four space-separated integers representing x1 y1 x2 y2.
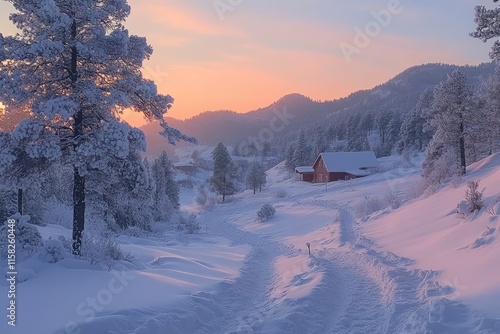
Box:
295 166 315 182
297 151 379 183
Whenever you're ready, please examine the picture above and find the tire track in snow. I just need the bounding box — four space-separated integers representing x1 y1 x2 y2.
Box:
196 211 346 334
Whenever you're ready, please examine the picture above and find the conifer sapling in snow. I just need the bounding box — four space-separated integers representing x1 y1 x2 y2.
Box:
151 151 180 216
210 143 236 202
246 162 267 194
465 180 485 213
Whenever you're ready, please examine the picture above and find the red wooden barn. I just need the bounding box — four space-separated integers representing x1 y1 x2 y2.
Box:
297 151 379 183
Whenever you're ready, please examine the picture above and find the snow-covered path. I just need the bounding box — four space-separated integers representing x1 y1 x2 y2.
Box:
108 191 495 333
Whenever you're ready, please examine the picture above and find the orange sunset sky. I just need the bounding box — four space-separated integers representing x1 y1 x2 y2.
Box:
0 0 495 127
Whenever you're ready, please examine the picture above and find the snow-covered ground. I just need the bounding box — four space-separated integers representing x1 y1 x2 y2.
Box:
2 154 500 333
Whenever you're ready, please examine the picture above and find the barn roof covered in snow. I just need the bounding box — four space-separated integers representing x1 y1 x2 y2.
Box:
314 151 379 176
295 166 315 174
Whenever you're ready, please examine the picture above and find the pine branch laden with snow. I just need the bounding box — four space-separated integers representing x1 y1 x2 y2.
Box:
0 1 195 253
472 3 500 61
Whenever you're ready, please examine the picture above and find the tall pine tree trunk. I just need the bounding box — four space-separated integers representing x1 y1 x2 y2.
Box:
70 17 86 255
17 189 22 215
459 114 466 175
72 167 85 254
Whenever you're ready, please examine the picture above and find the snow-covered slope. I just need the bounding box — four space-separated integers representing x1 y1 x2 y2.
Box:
364 153 500 317
1 154 500 334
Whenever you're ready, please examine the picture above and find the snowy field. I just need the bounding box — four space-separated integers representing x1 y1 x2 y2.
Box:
1 154 500 333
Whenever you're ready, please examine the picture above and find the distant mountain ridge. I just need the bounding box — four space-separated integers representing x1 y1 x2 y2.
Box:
142 62 495 156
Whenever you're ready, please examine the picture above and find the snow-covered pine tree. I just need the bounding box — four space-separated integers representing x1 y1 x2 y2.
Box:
312 127 329 159
422 69 472 178
376 110 401 157
285 145 296 171
293 128 310 167
210 143 236 202
346 113 362 151
151 151 180 212
471 2 500 157
246 162 267 194
479 67 500 155
375 110 392 147
399 89 434 154
0 1 193 254
360 114 374 136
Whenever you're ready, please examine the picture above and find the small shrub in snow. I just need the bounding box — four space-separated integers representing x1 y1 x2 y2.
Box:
274 189 288 199
80 232 131 270
384 192 402 210
0 215 43 260
465 180 485 213
354 196 384 218
40 239 66 263
257 204 276 222
58 235 73 251
353 193 402 219
423 150 461 188
404 181 427 200
178 214 200 234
